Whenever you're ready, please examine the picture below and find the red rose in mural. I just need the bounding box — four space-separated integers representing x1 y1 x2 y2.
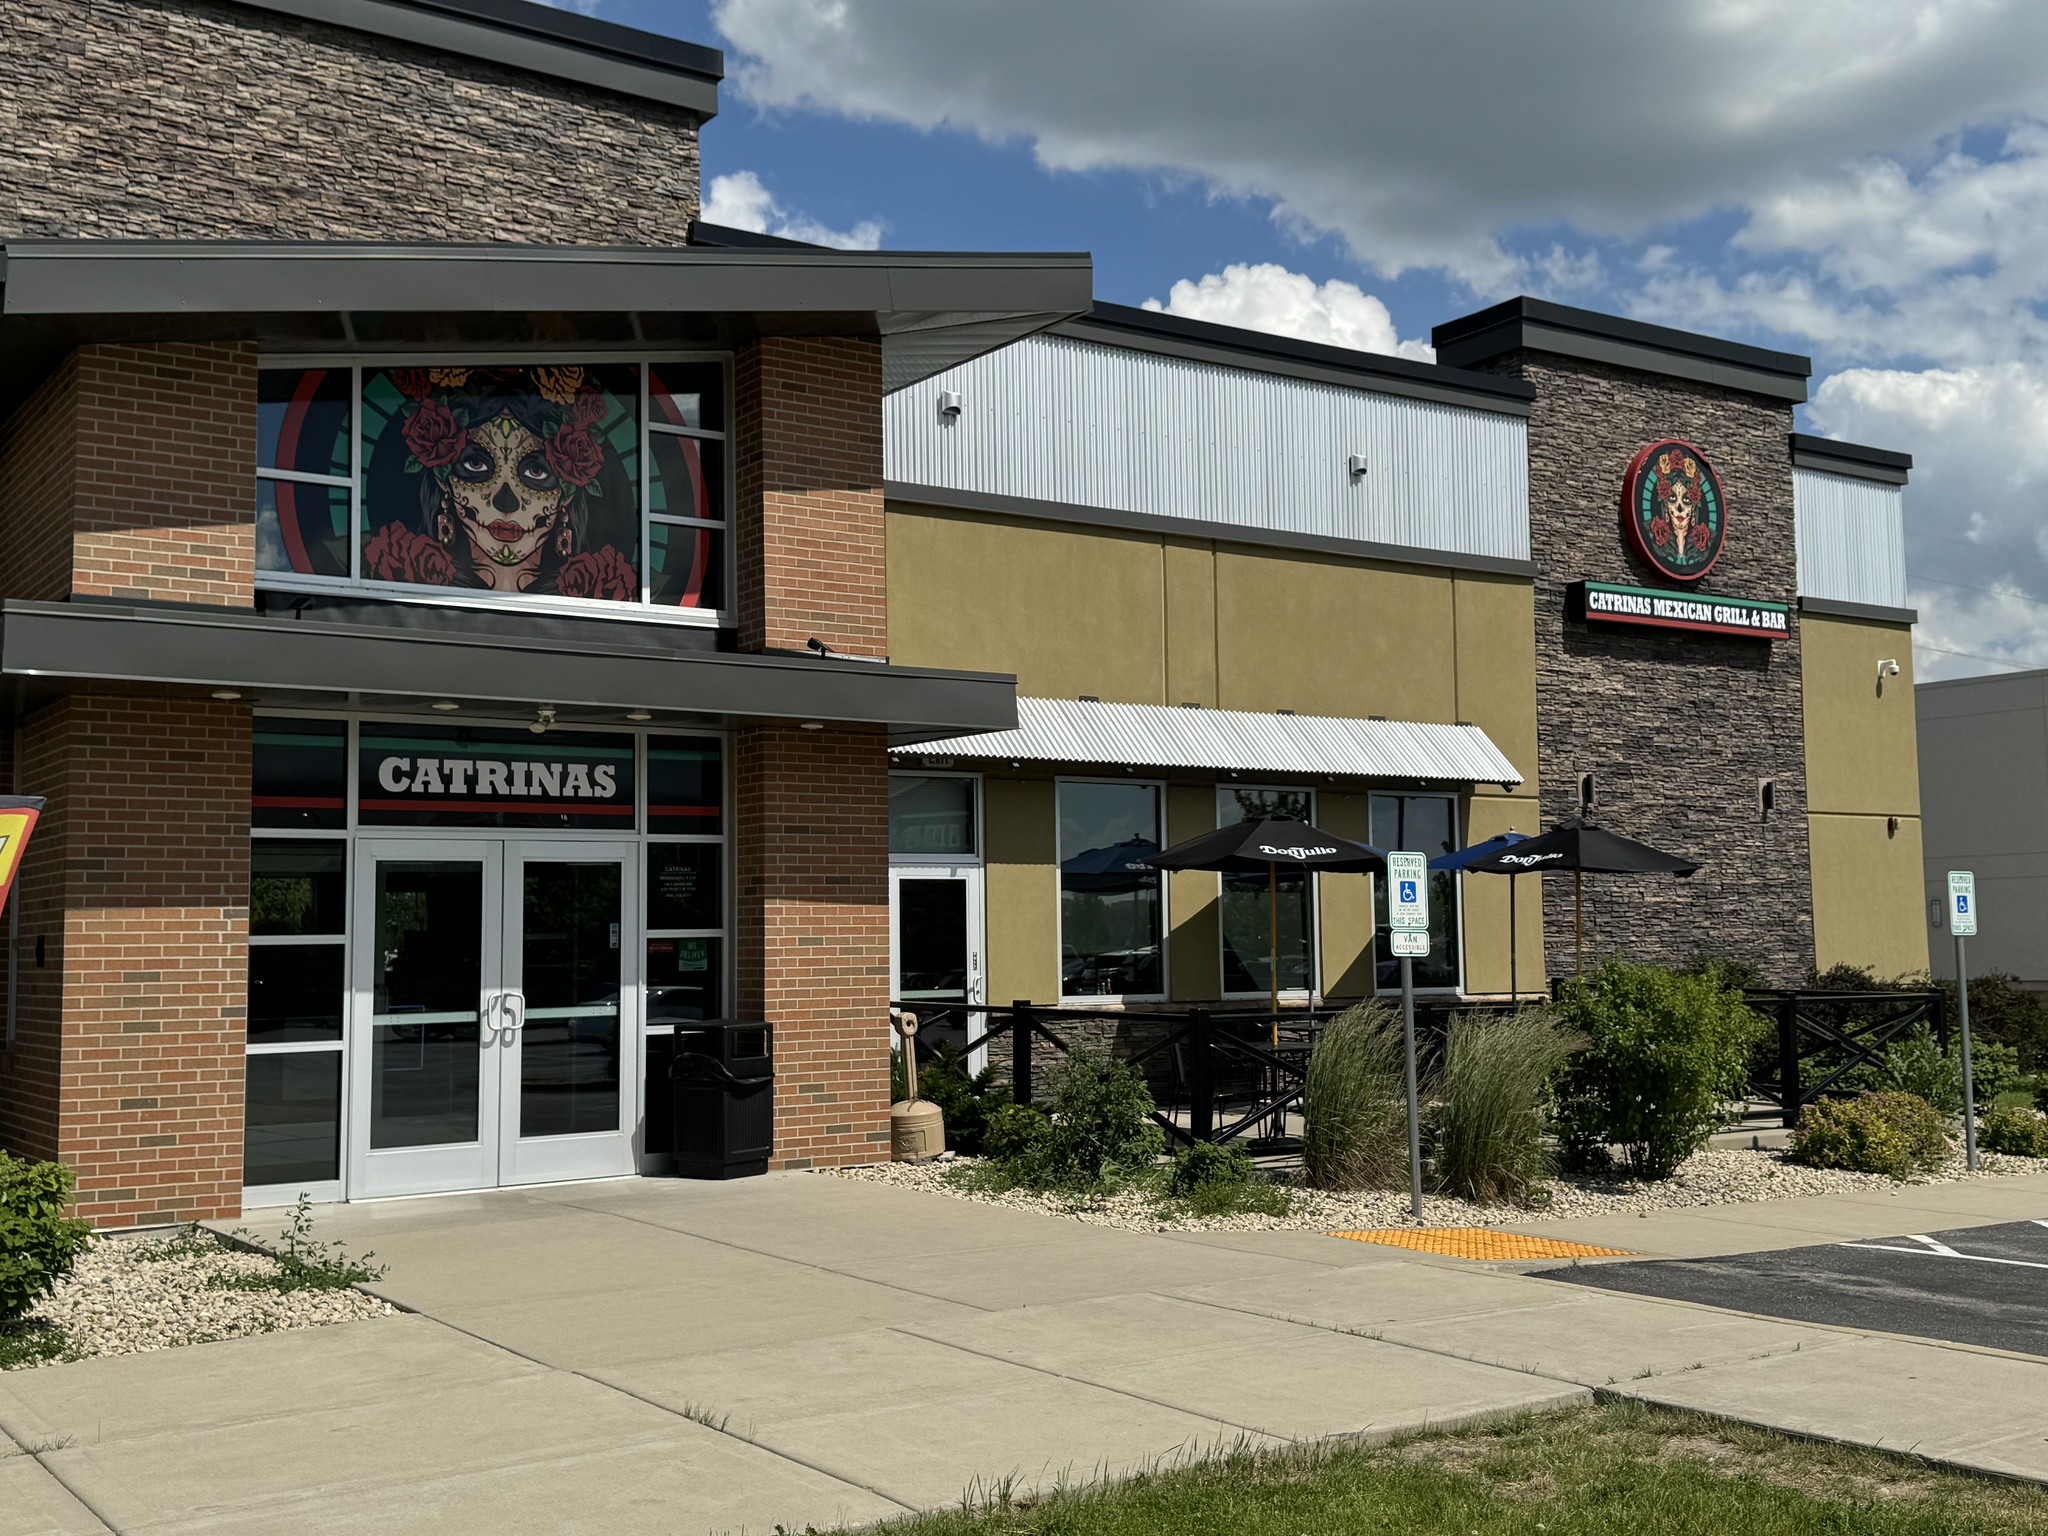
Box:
366 523 457 587
1649 514 1672 549
402 399 467 468
571 386 607 429
546 426 604 487
554 547 637 601
1692 522 1713 552
391 367 435 401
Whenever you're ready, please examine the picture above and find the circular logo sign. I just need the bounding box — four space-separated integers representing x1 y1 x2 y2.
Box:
1621 439 1726 582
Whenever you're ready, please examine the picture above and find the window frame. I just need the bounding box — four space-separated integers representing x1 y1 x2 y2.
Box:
1367 791 1467 997
253 351 734 629
1213 782 1320 1001
887 771 983 866
1054 775 1169 1005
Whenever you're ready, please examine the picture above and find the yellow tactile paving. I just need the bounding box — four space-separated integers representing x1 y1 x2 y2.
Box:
1327 1227 1637 1260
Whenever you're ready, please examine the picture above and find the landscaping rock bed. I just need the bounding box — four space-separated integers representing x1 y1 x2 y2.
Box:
3 1229 394 1371
820 1144 2039 1234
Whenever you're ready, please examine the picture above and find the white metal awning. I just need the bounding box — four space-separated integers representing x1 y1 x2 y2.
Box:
891 697 1524 785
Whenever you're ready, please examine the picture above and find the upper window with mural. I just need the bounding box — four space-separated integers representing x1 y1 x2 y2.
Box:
255 359 727 617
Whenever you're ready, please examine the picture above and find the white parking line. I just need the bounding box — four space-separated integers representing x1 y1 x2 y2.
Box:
1839 1237 2048 1271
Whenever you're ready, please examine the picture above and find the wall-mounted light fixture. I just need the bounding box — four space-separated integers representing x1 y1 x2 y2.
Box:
210 689 242 701
1578 772 1597 812
431 700 460 712
1758 778 1776 819
529 704 557 736
1347 454 1369 478
625 710 652 723
937 390 963 419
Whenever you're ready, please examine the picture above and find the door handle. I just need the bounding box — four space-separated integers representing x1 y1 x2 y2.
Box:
499 991 526 1034
481 991 502 1039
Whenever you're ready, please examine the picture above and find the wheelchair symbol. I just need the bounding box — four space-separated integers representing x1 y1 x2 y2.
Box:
1399 880 1418 903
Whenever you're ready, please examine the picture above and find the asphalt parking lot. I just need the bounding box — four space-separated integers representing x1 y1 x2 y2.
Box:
1541 1219 2048 1357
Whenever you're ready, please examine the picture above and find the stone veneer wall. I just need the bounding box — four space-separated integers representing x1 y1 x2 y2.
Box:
0 0 701 244
1497 352 1813 985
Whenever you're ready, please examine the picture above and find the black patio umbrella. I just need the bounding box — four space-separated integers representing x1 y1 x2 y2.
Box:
1431 832 1531 1003
1145 818 1386 1028
1462 818 1699 976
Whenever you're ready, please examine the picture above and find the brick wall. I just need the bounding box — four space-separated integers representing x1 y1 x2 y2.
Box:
74 344 257 607
0 0 701 245
1499 352 1812 983
0 694 251 1226
0 354 79 606
733 338 888 657
0 343 258 609
733 725 892 1169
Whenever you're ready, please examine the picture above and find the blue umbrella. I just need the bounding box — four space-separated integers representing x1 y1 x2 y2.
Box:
1430 832 1531 1003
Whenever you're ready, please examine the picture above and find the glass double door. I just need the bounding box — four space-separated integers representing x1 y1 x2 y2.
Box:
349 839 640 1199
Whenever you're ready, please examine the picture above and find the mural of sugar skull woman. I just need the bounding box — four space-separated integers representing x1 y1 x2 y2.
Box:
361 364 641 601
1622 438 1727 582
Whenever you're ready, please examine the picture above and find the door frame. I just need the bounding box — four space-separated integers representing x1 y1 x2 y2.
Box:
347 838 507 1200
346 837 642 1199
889 862 987 1073
497 839 643 1189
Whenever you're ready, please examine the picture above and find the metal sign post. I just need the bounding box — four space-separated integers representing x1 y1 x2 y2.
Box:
1948 871 1978 1171
1388 852 1429 1220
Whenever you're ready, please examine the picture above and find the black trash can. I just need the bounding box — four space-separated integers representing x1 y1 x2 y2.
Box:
670 1021 774 1179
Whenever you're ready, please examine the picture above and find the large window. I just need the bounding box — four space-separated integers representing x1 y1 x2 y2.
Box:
1370 793 1463 991
1218 785 1315 995
256 359 728 618
1058 780 1163 999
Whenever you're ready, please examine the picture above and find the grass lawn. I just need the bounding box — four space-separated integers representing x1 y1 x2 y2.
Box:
858 1401 2048 1536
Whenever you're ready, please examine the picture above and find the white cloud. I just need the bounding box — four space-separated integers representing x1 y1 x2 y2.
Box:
1809 363 2048 678
710 0 2048 287
1142 264 1434 361
699 170 885 250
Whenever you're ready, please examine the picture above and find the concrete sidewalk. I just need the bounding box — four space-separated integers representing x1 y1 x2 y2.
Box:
1 1171 2044 1535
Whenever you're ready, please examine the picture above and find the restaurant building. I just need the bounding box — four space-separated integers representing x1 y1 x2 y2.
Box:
0 0 1927 1226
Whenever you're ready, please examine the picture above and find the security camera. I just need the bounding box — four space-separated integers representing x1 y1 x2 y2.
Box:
1877 658 1901 679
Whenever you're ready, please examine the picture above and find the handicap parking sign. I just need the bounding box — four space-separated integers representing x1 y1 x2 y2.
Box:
1948 871 1977 937
1388 853 1428 932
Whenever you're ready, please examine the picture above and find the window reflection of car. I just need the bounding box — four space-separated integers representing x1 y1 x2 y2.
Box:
1061 945 1160 996
522 983 623 1089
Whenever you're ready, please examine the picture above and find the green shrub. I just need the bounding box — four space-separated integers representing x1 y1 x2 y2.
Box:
1849 1026 2020 1115
1789 1092 1950 1179
973 1048 1161 1193
1934 972 2048 1071
911 1041 1009 1157
0 1152 93 1323
1433 1009 1581 1204
981 1100 1051 1162
1552 960 1766 1180
1159 1142 1291 1218
1979 1107 2048 1158
1301 1001 1411 1191
2036 1076 2048 1114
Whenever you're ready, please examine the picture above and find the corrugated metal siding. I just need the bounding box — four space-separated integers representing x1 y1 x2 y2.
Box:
1794 468 1907 608
885 334 1529 563
894 697 1525 785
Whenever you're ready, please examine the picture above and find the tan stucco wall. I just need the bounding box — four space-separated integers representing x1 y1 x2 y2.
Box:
981 775 1060 1004
1809 812 1931 978
889 503 1543 1001
1800 613 1928 977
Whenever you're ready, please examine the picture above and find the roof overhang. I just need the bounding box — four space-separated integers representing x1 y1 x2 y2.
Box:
0 599 1016 746
0 241 1095 414
1433 297 1812 404
891 697 1524 786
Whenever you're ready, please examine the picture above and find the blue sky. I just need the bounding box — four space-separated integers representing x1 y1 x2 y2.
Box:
557 1 2048 679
